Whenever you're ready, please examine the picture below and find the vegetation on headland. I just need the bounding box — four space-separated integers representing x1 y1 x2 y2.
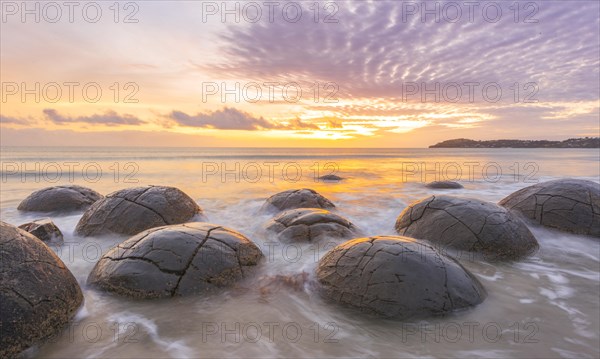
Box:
429 137 600 148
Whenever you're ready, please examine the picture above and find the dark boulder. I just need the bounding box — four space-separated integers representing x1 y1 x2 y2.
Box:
75 186 203 237
316 236 486 319
265 208 359 243
395 195 539 261
318 174 344 181
18 218 63 244
261 189 335 213
425 181 464 189
499 179 600 237
87 222 263 298
18 185 102 212
0 221 83 358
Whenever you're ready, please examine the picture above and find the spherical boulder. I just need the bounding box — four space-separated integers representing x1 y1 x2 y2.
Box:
395 195 538 261
18 185 102 212
18 218 63 244
425 181 463 189
0 221 83 358
499 179 600 237
265 208 359 243
316 236 486 319
261 189 335 213
87 222 263 298
75 186 203 237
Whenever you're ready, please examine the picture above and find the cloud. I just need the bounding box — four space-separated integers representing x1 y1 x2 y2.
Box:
43 109 145 126
168 107 320 131
208 1 599 103
169 107 275 130
0 115 30 125
286 118 320 130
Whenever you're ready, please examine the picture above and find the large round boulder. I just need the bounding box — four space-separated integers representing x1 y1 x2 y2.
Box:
261 189 335 213
88 223 263 298
499 179 600 237
75 186 202 237
18 185 102 212
265 208 359 243
395 195 539 261
0 221 83 358
316 236 486 319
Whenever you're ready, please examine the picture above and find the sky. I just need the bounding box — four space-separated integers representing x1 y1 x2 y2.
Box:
1 0 599 147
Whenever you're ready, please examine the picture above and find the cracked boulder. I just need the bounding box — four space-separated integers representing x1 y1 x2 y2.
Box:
87 222 263 298
499 179 600 237
265 208 360 243
316 236 486 319
0 221 83 358
18 218 64 244
18 185 102 212
395 195 539 261
261 189 335 213
75 186 203 237
425 181 464 189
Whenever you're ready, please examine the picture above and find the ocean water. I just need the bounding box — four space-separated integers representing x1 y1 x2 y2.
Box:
1 147 599 358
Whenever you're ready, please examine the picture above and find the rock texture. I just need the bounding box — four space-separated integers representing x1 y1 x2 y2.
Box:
18 185 102 212
499 179 600 237
88 223 263 298
425 181 464 189
258 272 309 296
18 218 63 244
75 186 202 237
395 195 539 261
261 189 335 213
0 221 83 358
316 236 486 319
265 208 359 243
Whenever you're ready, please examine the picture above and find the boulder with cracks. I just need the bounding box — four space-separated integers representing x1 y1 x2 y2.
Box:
87 222 263 298
18 185 102 212
265 208 360 243
75 186 203 237
316 236 486 319
499 179 600 237
0 221 83 358
395 195 539 261
261 189 335 213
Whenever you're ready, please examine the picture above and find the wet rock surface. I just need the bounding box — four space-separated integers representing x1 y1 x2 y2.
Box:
425 181 464 189
18 218 64 244
261 189 335 213
316 236 486 319
258 272 310 301
75 186 202 237
0 221 83 358
87 222 263 298
18 185 102 212
499 179 600 237
265 208 359 243
395 195 539 261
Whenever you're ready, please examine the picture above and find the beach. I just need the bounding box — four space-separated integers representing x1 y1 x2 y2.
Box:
1 146 599 358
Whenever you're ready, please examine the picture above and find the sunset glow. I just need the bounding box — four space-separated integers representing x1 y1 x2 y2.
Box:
1 1 598 147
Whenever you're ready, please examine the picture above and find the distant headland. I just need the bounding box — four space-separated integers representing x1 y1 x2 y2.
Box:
429 137 600 148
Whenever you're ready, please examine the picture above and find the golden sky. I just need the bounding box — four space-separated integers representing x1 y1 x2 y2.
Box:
1 1 599 147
